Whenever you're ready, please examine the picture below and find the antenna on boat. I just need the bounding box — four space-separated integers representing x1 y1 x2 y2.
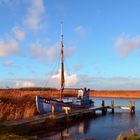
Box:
60 22 65 101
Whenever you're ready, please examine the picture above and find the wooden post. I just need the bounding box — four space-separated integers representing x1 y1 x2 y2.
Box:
79 111 83 118
129 101 135 114
64 107 69 114
111 100 114 114
90 109 96 117
92 109 96 116
63 107 71 121
101 100 106 115
52 105 55 113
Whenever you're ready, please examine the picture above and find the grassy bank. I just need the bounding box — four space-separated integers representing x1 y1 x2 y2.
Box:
0 89 56 121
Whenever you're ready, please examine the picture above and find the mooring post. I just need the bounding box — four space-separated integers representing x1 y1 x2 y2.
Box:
111 100 114 114
90 109 96 117
52 105 55 113
92 109 96 116
101 100 106 115
129 101 135 114
64 107 71 121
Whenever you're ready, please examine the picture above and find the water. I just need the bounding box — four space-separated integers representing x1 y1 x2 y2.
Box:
37 98 140 140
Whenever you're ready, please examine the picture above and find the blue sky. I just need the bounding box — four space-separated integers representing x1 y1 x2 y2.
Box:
0 0 140 90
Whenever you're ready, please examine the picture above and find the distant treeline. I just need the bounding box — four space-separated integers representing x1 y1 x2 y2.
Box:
0 87 58 91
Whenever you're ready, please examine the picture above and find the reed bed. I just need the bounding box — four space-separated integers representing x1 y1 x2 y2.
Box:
0 89 60 121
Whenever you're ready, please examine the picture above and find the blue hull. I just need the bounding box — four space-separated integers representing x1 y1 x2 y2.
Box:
36 96 94 114
36 96 63 114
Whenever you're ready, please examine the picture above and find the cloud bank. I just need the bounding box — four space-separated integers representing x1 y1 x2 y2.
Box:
24 0 45 31
29 42 75 63
115 35 140 57
12 27 25 41
0 40 20 57
51 70 79 87
1 74 140 90
29 43 59 62
16 80 35 87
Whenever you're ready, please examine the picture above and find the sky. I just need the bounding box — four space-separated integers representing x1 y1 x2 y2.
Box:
0 0 140 90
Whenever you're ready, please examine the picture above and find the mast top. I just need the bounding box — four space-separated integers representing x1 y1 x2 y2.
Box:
60 22 63 43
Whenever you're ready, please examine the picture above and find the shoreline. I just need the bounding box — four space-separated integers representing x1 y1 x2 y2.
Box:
90 90 140 99
1 88 140 99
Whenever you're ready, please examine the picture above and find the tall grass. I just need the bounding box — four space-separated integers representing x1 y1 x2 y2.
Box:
0 89 59 121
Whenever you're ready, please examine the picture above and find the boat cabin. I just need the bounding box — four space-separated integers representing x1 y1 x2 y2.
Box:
77 88 90 100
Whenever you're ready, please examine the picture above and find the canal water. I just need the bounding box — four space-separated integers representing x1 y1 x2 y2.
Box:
37 98 140 140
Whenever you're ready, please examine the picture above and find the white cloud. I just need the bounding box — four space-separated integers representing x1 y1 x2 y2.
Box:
12 27 25 41
75 26 87 37
66 74 78 87
46 45 75 61
1 76 140 90
0 26 23 58
51 69 79 87
24 0 45 31
29 42 75 63
0 39 20 57
29 43 59 62
115 35 140 57
15 80 35 87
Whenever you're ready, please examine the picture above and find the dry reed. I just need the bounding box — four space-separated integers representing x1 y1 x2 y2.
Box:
0 89 59 121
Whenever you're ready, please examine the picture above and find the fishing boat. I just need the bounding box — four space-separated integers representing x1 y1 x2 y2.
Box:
36 24 94 114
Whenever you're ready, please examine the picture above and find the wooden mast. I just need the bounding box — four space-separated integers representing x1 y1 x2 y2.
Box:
60 22 65 101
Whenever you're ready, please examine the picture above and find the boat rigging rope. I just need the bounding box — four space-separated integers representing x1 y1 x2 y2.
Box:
64 54 73 88
43 54 59 88
64 53 91 89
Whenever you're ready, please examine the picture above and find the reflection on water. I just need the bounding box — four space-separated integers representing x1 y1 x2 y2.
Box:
41 119 91 140
36 98 140 140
